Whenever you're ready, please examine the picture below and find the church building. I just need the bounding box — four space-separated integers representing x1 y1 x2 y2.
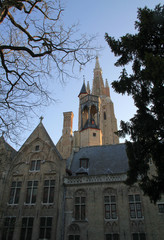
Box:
0 57 163 240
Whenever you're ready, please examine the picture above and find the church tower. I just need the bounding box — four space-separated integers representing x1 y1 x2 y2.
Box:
78 80 102 147
78 56 119 147
57 56 119 156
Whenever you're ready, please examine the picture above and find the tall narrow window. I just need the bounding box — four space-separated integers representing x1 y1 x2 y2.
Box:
30 160 41 171
2 217 16 240
39 217 52 240
104 195 117 219
132 233 146 240
9 181 22 204
75 196 86 220
25 181 38 204
104 112 106 120
105 233 119 240
43 180 55 204
129 194 143 219
20 217 34 240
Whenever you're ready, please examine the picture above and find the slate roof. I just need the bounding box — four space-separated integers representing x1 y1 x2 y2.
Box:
78 82 87 96
69 144 129 176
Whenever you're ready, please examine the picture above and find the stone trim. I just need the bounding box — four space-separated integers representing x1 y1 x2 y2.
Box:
64 174 127 185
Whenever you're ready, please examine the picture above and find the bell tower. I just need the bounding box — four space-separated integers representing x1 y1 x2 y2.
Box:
78 81 102 147
78 56 119 148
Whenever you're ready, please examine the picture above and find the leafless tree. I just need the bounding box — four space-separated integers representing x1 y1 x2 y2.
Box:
0 0 97 143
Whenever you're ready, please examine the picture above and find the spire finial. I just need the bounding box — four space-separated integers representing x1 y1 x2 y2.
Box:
40 116 44 123
83 75 85 83
95 55 100 69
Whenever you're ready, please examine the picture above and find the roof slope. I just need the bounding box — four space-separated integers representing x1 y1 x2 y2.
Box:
69 144 129 175
0 136 17 159
18 122 62 160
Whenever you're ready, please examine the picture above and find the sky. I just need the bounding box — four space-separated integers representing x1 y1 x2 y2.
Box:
12 0 160 149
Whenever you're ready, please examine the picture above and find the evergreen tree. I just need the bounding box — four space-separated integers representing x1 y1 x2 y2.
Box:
105 5 164 203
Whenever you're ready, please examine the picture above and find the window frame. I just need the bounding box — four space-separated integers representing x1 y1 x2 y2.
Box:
29 160 41 172
8 181 22 205
132 232 146 240
158 203 164 213
25 180 38 205
128 194 143 219
105 233 119 240
104 195 117 220
74 196 86 221
39 216 53 240
42 180 55 204
20 217 34 240
2 217 16 240
79 158 89 169
68 235 80 240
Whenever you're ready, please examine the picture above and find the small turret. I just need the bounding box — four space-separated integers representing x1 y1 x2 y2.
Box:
78 77 88 98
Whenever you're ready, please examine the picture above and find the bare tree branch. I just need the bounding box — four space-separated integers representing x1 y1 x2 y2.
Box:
0 0 98 143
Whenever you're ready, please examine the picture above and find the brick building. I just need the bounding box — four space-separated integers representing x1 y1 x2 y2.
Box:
0 57 163 240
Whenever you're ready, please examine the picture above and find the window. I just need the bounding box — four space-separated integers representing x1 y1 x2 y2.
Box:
25 181 38 204
80 158 89 168
93 132 96 137
30 160 41 171
132 233 146 240
39 217 52 239
104 112 106 120
2 217 16 240
67 224 80 240
105 233 119 240
20 217 34 240
75 196 86 220
68 235 80 240
104 195 117 219
9 181 22 204
129 195 142 219
35 145 39 151
43 180 55 204
158 203 164 213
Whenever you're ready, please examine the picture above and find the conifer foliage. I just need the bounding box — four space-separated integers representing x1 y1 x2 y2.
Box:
105 5 164 203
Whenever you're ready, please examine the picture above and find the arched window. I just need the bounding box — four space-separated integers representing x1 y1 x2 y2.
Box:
67 224 80 240
82 105 88 128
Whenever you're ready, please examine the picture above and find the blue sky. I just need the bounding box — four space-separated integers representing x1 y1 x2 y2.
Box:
14 0 160 149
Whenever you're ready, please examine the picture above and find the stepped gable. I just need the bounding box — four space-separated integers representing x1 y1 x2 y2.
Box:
69 143 129 175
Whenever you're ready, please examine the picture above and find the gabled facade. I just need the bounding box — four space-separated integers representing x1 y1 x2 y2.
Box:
0 122 65 240
0 57 163 240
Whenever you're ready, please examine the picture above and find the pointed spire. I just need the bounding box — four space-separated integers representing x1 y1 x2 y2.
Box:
78 77 87 97
104 79 110 97
87 81 90 94
95 55 101 69
92 56 105 96
105 79 109 88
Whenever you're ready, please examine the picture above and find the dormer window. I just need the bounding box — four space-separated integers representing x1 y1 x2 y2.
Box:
35 145 40 151
80 158 89 169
